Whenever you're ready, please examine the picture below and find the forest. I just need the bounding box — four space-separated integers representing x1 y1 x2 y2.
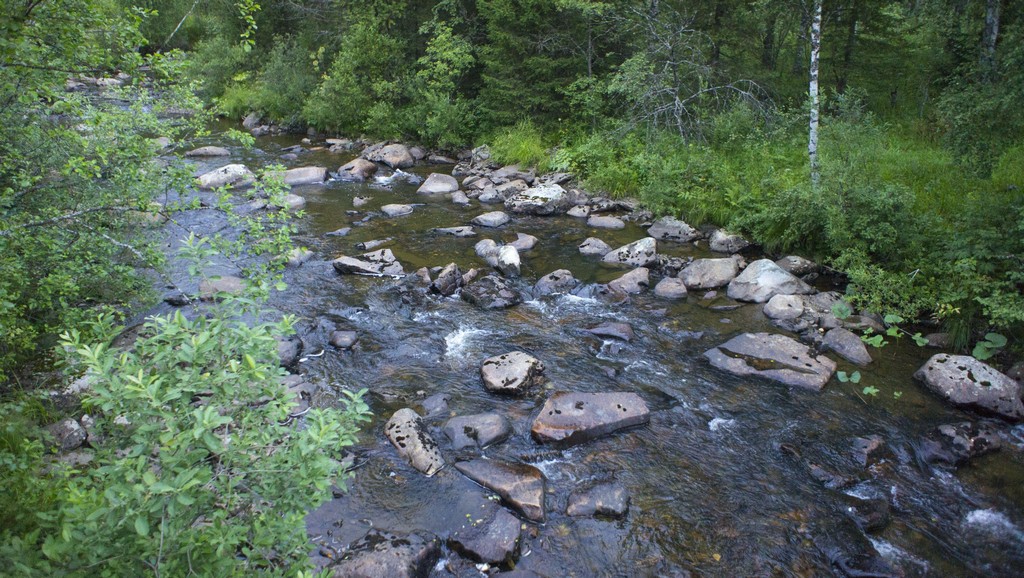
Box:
1 0 1023 575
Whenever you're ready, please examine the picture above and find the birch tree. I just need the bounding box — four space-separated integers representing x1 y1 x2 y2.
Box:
809 0 822 186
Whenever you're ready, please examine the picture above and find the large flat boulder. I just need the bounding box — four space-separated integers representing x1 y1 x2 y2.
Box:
914 354 1024 420
332 249 405 276
331 530 440 578
443 413 512 450
454 459 546 522
647 216 700 242
338 158 378 181
726 259 815 303
679 257 741 289
268 166 327 185
704 332 836 391
531 392 650 447
504 184 569 216
364 143 415 169
185 145 230 157
196 164 255 189
566 482 630 518
470 211 510 228
384 408 445 476
417 173 459 194
607 267 649 294
601 237 657 267
480 351 544 395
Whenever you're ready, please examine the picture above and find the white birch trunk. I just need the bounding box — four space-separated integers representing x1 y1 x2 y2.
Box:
809 0 822 187
981 0 1000 81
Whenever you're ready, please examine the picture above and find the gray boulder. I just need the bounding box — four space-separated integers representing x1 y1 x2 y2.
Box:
338 158 378 181
578 237 612 257
763 294 805 320
601 237 657 267
822 327 873 366
709 229 750 253
679 257 741 290
587 215 625 229
332 249 405 276
329 331 358 349
495 179 529 197
461 275 522 309
496 245 521 277
534 269 579 296
586 322 635 342
451 191 470 205
432 226 476 238
470 211 510 228
454 459 546 522
331 530 440 578
384 408 445 476
381 204 414 217
567 205 591 218
914 354 1024 420
430 263 463 296
727 259 815 303
566 482 629 518
508 232 537 252
775 255 818 276
45 419 86 452
504 184 569 215
185 145 230 157
365 143 414 169
447 506 521 565
607 267 649 294
647 216 700 242
443 413 512 450
654 277 688 299
704 332 837 391
417 173 459 195
274 166 327 185
480 351 544 395
196 164 255 189
531 392 650 447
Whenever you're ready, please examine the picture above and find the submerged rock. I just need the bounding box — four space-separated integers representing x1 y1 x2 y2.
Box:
454 459 546 522
381 204 414 217
185 145 229 157
448 506 521 566
585 322 635 342
914 354 1024 420
917 421 1003 466
601 237 657 268
587 215 625 229
461 275 522 309
480 351 545 395
727 259 815 303
332 249 405 276
566 482 630 518
531 392 650 447
385 408 445 476
331 529 440 578
703 332 837 391
329 330 358 349
432 226 476 238
443 413 512 450
647 216 700 243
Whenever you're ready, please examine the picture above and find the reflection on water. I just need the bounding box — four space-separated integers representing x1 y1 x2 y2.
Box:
183 129 1024 576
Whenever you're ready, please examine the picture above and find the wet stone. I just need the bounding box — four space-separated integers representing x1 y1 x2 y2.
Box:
654 277 688 299
430 262 463 297
851 435 889 467
703 332 837 391
578 237 612 257
679 257 741 290
330 330 358 349
432 226 476 238
587 215 625 229
332 529 440 578
420 393 450 417
586 321 635 342
601 237 658 268
531 391 650 447
461 275 522 309
480 351 545 395
566 482 630 518
918 421 1003 466
277 336 302 368
823 327 873 366
332 249 405 276
448 506 521 566
647 216 700 243
914 354 1024 420
454 459 546 522
607 267 649 294
470 211 510 228
384 408 445 476
443 413 512 450
534 269 580 296
842 495 891 533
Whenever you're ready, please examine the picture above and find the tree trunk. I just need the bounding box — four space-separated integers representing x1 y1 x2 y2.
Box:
980 0 1000 82
761 12 778 71
809 0 822 187
836 0 859 94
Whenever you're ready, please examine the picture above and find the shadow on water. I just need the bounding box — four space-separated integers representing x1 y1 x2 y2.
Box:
175 128 1024 577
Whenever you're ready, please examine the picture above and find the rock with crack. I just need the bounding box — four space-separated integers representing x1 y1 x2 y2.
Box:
432 226 476 238
385 408 445 476
461 275 522 309
430 263 463 296
566 482 630 518
448 505 521 566
704 332 837 390
332 249 405 276
727 259 815 303
601 237 657 268
331 529 441 578
504 184 570 215
480 351 544 395
914 354 1024 420
647 216 701 242
531 392 650 447
443 413 512 450
454 459 546 522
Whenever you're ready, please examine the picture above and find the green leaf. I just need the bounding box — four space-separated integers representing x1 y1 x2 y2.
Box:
883 314 903 324
862 386 879 396
984 332 1007 348
176 493 196 506
142 471 156 486
837 371 850 383
849 371 862 384
134 515 149 536
973 342 995 360
912 333 928 347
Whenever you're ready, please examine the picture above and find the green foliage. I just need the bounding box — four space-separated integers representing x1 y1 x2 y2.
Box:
489 120 555 172
973 332 1007 361
837 371 862 384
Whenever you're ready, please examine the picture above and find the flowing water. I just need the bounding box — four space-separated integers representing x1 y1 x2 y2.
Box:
168 128 1024 577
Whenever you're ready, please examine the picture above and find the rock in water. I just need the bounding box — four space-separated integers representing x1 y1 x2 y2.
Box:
679 257 741 289
601 237 658 268
776 255 818 276
332 249 405 276
199 276 245 300
709 229 750 253
443 413 512 450
448 506 521 565
585 322 635 342
430 263 463 296
654 277 688 299
417 173 459 194
534 269 580 296
461 275 522 309
480 351 545 394
496 245 521 277
365 143 414 169
578 237 612 257
587 215 625 229
454 459 546 522
566 482 630 518
338 158 378 181
276 166 327 185
508 232 538 252
384 408 445 476
704 332 836 391
917 421 1003 465
763 294 804 320
914 354 1024 420
185 145 230 157
432 226 476 238
607 267 649 294
531 392 650 447
329 331 358 349
822 327 873 366
381 204 414 217
504 184 569 215
331 530 440 578
196 164 255 189
470 211 510 228
726 259 815 303
647 216 700 242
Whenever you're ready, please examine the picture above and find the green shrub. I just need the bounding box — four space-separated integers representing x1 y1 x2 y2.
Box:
489 120 554 171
